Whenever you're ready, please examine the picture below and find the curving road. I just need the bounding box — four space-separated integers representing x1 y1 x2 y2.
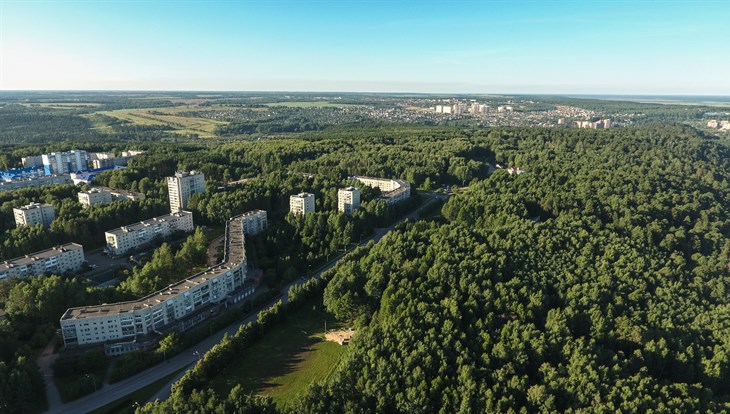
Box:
45 193 442 414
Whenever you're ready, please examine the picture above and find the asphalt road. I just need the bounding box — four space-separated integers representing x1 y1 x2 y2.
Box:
45 193 441 414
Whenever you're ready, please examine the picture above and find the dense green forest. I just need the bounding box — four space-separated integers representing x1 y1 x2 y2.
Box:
131 125 730 413
0 119 729 413
301 126 730 412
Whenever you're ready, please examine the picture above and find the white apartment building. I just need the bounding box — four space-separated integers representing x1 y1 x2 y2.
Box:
353 176 411 204
14 202 55 228
338 187 361 215
42 150 88 175
290 192 315 215
0 243 85 281
240 210 268 235
78 188 113 208
60 213 251 353
167 171 206 213
105 211 194 256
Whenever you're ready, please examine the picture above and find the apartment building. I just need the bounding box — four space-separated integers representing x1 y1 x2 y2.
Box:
167 171 206 213
338 187 361 215
78 188 113 208
14 202 55 228
42 150 89 175
79 187 145 207
104 211 194 256
240 210 268 235
0 243 85 281
290 192 315 215
353 176 411 204
0 174 72 193
60 213 253 354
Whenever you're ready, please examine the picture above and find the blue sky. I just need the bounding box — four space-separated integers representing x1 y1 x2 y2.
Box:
1 0 729 94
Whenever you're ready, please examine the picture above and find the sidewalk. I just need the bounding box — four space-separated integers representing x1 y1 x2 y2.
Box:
37 338 63 409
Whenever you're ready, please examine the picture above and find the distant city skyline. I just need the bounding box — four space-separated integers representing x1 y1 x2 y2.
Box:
1 0 729 94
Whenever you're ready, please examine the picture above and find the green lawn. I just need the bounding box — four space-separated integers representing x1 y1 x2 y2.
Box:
210 307 349 409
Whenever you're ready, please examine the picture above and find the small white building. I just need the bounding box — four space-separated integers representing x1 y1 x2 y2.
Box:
14 202 55 228
290 192 315 216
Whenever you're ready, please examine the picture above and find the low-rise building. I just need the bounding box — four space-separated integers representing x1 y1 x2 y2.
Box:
290 192 315 215
104 211 194 256
353 176 411 204
0 174 72 193
338 187 361 215
60 213 252 354
78 188 113 208
14 202 55 228
240 210 268 235
0 243 85 281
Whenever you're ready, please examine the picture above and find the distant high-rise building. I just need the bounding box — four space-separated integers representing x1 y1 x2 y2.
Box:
290 192 315 215
41 150 88 175
338 187 360 215
14 202 55 228
167 171 206 213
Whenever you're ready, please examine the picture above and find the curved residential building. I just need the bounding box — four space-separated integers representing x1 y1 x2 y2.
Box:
60 211 263 354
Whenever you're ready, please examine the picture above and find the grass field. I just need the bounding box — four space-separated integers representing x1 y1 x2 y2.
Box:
209 307 349 409
95 106 230 137
265 101 356 108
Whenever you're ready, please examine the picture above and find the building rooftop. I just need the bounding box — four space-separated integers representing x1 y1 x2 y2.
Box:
1 243 83 272
15 202 52 211
292 192 314 198
173 170 203 178
105 211 193 236
62 213 249 320
96 187 144 197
